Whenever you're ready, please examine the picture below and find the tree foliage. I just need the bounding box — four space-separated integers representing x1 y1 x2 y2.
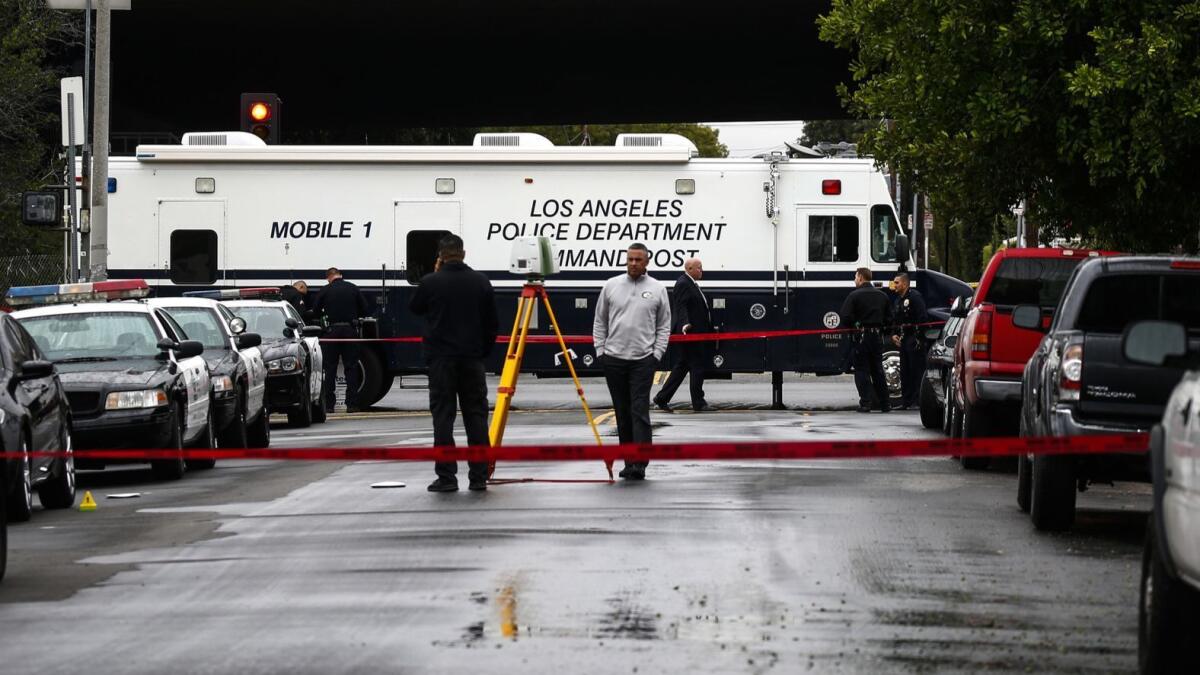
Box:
0 1 79 255
819 0 1200 253
799 119 876 146
479 123 729 157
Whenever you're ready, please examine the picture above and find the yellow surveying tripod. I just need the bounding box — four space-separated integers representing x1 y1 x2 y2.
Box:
487 279 608 479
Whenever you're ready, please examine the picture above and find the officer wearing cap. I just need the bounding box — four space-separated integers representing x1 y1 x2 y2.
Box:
312 267 370 413
889 272 927 410
840 267 893 413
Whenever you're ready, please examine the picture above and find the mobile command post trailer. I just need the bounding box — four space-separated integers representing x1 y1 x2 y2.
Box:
102 131 972 407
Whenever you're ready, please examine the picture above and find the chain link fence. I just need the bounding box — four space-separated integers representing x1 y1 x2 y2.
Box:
0 254 66 308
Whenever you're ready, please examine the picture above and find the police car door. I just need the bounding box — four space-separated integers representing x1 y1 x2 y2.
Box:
798 206 864 370
158 201 225 287
220 304 266 415
286 304 323 403
154 309 211 440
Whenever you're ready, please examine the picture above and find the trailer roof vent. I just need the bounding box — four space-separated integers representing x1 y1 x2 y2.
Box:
472 133 554 148
615 133 698 156
181 131 267 147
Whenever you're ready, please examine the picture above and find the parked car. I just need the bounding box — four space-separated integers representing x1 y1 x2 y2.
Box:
919 295 969 430
1 313 76 522
223 296 325 428
148 296 271 456
9 281 212 481
1015 256 1200 530
1121 321 1200 674
950 247 1117 469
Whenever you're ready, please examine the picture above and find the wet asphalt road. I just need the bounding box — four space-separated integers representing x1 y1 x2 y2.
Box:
0 377 1149 674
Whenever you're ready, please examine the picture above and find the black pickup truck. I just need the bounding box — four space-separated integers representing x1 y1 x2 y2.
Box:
1014 256 1200 531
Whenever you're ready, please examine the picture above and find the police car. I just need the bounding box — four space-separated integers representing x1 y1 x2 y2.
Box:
221 294 325 427
8 280 212 480
148 294 270 452
1123 320 1200 673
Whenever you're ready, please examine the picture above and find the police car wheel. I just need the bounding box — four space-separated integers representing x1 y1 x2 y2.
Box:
1139 523 1200 674
287 376 314 428
941 380 953 435
38 426 76 510
247 404 271 448
151 405 186 481
1030 454 1076 531
186 405 217 471
5 436 34 523
218 392 249 449
882 350 903 405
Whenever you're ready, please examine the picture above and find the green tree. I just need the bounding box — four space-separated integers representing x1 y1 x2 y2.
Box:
0 1 79 255
799 119 875 146
819 0 1200 254
479 123 729 157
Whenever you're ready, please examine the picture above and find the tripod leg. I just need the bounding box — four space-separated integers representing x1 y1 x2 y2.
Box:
488 290 536 479
540 289 611 479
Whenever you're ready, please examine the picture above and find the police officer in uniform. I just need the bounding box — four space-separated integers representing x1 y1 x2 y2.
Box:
840 267 893 413
890 272 928 410
280 281 309 318
312 267 370 413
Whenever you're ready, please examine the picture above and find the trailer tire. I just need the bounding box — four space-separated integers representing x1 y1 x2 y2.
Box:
354 349 386 408
882 349 903 407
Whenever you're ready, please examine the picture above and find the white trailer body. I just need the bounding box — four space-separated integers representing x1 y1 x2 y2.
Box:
95 132 971 405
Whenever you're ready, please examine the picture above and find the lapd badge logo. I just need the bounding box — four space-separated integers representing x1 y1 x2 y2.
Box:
750 303 767 320
904 298 911 308
641 291 653 299
823 311 841 329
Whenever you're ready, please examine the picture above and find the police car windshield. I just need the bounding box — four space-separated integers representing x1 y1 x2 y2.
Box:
234 306 291 341
18 312 161 361
160 307 229 350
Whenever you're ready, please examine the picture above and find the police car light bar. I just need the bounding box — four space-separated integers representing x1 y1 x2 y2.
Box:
4 279 151 306
182 287 282 301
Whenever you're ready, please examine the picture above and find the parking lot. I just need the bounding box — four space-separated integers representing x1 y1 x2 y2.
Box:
0 375 1149 674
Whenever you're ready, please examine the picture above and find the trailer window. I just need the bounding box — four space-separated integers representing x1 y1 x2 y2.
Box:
870 205 901 263
808 216 859 263
170 230 218 284
406 230 453 284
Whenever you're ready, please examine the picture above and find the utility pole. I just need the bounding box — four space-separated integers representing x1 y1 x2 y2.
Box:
89 0 111 281
80 0 92 281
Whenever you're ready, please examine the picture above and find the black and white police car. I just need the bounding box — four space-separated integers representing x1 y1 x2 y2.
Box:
8 280 213 480
148 295 270 453
221 292 325 428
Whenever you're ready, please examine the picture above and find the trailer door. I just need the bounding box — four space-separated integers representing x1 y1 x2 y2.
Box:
158 200 226 285
395 200 461 284
795 206 864 371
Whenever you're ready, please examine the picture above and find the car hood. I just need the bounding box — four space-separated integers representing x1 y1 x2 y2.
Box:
54 358 166 388
259 341 299 362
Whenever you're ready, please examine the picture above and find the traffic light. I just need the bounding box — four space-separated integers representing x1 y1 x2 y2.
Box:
240 92 281 144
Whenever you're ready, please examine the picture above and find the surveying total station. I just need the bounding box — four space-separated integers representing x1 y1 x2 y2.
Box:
488 237 608 480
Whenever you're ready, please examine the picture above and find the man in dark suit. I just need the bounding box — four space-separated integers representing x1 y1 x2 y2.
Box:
653 258 714 412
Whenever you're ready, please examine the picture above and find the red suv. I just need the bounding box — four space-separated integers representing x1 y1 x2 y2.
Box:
949 248 1119 466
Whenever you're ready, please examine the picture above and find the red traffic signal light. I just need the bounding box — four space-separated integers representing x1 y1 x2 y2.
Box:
240 92 281 144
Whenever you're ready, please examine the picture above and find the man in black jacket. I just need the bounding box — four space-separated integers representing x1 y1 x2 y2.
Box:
410 234 499 492
653 258 713 412
889 272 928 410
840 267 893 413
312 268 370 413
280 281 310 318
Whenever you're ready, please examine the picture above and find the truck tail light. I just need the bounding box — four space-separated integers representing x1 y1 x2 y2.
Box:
1059 344 1084 401
971 305 992 360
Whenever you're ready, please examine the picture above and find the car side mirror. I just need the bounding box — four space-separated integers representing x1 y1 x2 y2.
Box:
301 326 323 338
1123 321 1188 366
285 318 300 329
944 335 958 349
175 340 204 359
17 359 55 381
895 234 910 263
236 333 262 349
157 338 177 352
1012 304 1045 332
229 317 247 335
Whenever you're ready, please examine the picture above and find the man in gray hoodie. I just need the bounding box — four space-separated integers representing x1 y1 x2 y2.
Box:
593 242 672 480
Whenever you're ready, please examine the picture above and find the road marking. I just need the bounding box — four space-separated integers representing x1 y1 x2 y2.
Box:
273 430 429 443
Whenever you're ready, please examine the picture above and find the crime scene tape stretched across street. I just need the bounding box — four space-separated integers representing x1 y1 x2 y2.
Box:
4 433 1147 464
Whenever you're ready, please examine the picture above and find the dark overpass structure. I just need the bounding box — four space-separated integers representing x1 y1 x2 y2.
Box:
109 0 848 142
